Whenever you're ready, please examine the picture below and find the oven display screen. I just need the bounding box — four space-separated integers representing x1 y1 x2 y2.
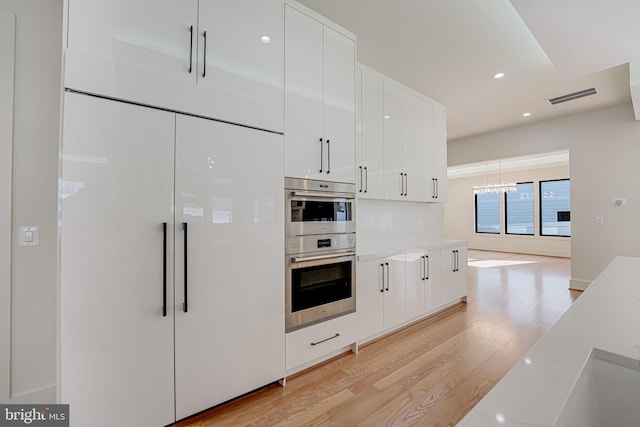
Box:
290 200 352 222
317 239 331 248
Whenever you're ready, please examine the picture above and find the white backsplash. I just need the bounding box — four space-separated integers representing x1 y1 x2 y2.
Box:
356 199 444 254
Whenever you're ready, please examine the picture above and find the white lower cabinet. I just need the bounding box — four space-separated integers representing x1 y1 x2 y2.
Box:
286 313 356 373
356 255 406 341
442 245 468 302
357 244 466 344
61 92 284 426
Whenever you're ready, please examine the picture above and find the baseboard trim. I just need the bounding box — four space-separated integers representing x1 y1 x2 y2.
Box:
570 278 590 291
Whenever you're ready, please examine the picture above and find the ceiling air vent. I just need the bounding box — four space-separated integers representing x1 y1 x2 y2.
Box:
548 88 597 105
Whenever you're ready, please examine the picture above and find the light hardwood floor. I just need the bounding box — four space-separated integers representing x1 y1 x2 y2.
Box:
175 250 580 427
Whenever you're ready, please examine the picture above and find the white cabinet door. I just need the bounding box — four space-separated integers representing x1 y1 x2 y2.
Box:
323 25 356 183
402 90 433 202
356 258 385 341
61 93 176 427
66 0 197 103
424 250 442 313
453 246 468 300
358 69 384 198
405 250 425 321
432 104 448 202
383 255 406 329
284 5 324 181
197 0 283 131
382 82 403 200
174 115 284 419
441 245 468 304
66 0 283 132
284 5 356 183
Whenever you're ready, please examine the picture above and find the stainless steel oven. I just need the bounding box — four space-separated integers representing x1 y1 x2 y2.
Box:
285 178 356 332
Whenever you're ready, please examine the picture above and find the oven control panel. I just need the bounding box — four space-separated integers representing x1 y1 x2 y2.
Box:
286 233 355 255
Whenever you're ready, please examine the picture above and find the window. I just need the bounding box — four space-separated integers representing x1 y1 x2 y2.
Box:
540 179 571 237
505 182 534 235
475 192 500 234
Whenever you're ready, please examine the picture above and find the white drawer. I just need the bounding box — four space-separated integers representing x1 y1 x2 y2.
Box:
286 313 356 371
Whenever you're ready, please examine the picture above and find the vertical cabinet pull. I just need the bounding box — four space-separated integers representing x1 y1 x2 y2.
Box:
399 173 403 196
425 255 430 280
188 25 194 74
202 30 207 78
420 255 425 281
364 167 368 193
452 250 459 272
379 263 385 292
435 178 439 199
326 139 331 174
432 178 436 199
162 223 167 317
319 138 323 173
359 166 363 192
404 173 408 196
183 222 188 312
385 262 390 291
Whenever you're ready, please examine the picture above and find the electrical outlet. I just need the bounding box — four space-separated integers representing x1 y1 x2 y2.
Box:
596 217 604 225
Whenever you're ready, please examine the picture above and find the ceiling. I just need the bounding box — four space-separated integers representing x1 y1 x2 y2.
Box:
295 0 640 141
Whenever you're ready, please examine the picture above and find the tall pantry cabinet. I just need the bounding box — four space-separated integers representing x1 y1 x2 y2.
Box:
60 93 284 426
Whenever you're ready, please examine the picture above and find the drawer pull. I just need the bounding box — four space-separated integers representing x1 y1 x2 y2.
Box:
310 333 340 346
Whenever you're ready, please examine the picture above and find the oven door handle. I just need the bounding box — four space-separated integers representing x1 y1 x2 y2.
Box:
291 251 356 263
289 191 355 199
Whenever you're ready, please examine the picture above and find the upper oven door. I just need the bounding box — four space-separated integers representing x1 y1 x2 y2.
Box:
286 190 355 236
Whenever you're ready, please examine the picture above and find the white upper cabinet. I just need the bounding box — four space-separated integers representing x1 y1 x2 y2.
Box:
402 90 433 202
357 68 384 198
284 4 356 183
357 65 448 202
382 82 404 199
432 103 448 202
65 0 283 132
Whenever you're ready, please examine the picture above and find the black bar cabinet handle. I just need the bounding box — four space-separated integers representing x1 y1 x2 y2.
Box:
202 30 207 78
399 172 403 196
435 178 439 199
426 255 430 280
183 222 188 312
364 167 368 193
385 262 390 291
404 173 408 196
162 222 167 317
421 255 425 281
310 333 340 346
326 139 331 174
359 166 363 192
380 263 385 292
188 25 193 74
319 138 323 173
432 178 436 199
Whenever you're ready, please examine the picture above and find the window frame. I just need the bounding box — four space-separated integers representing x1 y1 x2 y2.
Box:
539 178 571 238
474 191 501 234
504 181 535 236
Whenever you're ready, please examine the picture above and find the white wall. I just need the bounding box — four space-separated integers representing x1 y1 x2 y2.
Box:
448 103 640 289
356 198 444 254
0 0 62 403
445 164 571 257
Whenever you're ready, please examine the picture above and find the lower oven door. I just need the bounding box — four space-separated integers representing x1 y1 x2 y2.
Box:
286 251 356 332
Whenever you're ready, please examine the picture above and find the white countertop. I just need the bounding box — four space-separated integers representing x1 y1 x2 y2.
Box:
457 256 640 427
357 239 467 262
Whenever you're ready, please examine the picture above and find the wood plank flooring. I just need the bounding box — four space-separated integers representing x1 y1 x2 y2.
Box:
175 250 580 427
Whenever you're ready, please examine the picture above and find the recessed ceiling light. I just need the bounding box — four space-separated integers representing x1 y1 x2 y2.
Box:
522 112 531 117
260 35 271 44
493 72 505 79
383 115 391 119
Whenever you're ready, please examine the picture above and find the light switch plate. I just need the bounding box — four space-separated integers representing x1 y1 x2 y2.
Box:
18 226 39 246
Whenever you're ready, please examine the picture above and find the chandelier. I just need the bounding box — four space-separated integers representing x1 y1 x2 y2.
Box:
472 160 517 195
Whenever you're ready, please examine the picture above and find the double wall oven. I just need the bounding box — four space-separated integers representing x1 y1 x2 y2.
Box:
285 177 356 332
